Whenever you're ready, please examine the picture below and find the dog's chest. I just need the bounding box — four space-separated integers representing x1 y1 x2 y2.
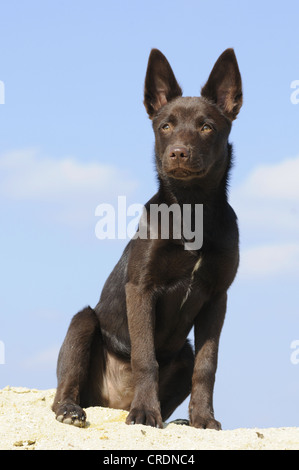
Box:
155 252 203 316
154 254 204 348
180 256 202 308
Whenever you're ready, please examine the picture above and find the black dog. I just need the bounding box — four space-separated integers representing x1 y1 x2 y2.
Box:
52 48 242 429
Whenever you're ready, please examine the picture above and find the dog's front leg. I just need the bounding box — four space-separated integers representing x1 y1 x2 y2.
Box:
125 282 163 428
189 292 227 430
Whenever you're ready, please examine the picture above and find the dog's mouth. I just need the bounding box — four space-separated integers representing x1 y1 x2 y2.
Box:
167 168 206 179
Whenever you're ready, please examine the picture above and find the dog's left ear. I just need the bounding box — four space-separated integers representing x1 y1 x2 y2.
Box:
144 49 182 119
201 48 242 121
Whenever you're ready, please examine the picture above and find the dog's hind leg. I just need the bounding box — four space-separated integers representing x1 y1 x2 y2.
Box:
159 340 194 422
52 306 104 427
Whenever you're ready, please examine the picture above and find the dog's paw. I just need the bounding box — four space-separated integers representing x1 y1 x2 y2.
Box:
126 406 163 428
169 418 190 426
55 403 87 427
189 409 221 430
191 417 221 430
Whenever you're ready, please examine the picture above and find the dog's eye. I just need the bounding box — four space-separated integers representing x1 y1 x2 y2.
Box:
161 123 171 132
200 123 213 133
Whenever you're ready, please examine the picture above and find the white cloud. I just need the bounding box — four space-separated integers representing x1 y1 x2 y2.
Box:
234 156 299 202
230 155 299 279
230 155 299 238
238 243 299 280
22 345 60 371
0 148 137 201
0 148 138 226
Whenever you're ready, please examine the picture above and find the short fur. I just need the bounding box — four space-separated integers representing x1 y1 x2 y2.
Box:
52 48 242 429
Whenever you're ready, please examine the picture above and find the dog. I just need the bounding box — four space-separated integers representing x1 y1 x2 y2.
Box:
52 48 242 430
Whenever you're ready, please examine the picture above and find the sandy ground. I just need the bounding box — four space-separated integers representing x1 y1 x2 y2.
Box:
0 386 298 450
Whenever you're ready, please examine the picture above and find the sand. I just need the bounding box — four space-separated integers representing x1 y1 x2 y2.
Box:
0 386 298 450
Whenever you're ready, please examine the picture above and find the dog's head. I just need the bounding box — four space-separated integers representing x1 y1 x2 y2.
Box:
144 48 242 185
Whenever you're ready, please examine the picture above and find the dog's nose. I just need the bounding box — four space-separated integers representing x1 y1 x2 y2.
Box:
168 146 189 160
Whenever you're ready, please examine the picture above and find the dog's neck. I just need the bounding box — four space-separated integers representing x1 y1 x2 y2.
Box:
159 178 224 206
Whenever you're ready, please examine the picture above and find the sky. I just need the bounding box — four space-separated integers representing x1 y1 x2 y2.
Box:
0 0 298 431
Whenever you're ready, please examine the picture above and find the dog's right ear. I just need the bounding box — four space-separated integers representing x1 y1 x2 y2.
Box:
144 49 182 119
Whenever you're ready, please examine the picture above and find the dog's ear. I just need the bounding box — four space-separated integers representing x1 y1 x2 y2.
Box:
201 48 242 121
144 49 182 118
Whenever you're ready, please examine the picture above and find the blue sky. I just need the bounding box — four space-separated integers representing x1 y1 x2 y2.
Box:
0 0 298 430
